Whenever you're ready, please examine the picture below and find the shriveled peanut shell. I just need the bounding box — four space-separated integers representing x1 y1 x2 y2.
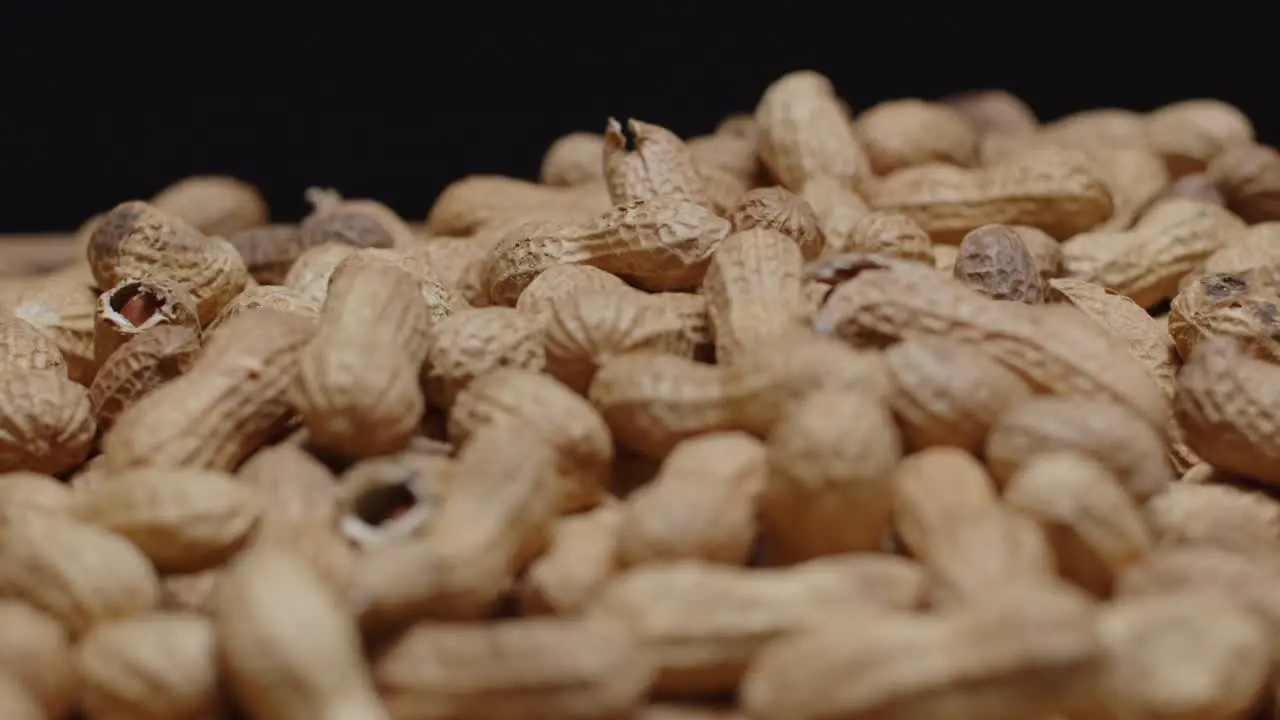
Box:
0 600 75 717
986 395 1174 500
885 336 1032 453
952 223 1045 303
215 547 390 720
89 325 200 431
374 616 654 720
151 174 268 236
1004 452 1151 597
519 499 623 616
73 467 261 573
423 307 546 408
0 369 95 474
0 513 159 637
837 211 934 264
449 368 612 512
589 556 924 696
741 583 1103 720
763 390 900 561
854 99 978 174
726 187 825 259
0 316 66 375
77 612 222 720
618 432 765 566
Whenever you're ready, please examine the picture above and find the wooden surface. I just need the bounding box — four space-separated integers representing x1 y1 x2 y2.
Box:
0 233 79 277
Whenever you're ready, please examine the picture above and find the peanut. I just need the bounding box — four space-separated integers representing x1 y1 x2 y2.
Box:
3 76 1279 720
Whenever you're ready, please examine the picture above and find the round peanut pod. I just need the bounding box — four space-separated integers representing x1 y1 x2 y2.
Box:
224 224 306 285
728 187 826 260
150 175 269 236
93 277 201 370
86 200 250 325
540 131 607 187
205 285 320 335
0 369 96 474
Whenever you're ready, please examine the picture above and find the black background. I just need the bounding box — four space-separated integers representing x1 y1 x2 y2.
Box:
1 4 1273 232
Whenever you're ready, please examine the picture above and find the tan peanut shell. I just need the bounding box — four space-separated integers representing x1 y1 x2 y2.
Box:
102 309 317 472
205 284 321 333
519 499 623 616
87 200 250 325
618 432 766 566
540 131 607 186
755 70 871 193
88 324 200 431
589 556 924 696
449 367 612 512
93 276 201 368
0 600 76 717
604 117 710 209
3 273 98 384
224 223 305 284
150 174 269 236
741 583 1102 720
0 512 159 637
763 389 900 561
854 98 979 174
423 307 546 408
0 316 66 375
869 147 1114 243
374 616 654 720
77 612 222 720
73 467 262 573
986 395 1174 500
726 187 825 259
214 547 391 720
1144 482 1280 563
885 335 1033 453
812 261 1170 433
292 260 432 459
426 174 611 237
941 89 1039 138
1206 142 1280 222
0 368 96 474
701 229 807 364
1004 452 1151 596
0 471 74 515
1144 98 1255 177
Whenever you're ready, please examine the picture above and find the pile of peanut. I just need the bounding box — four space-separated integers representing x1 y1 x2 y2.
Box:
0 68 1278 719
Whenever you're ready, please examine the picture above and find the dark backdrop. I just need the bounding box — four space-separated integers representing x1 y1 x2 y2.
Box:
1 3 1273 232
